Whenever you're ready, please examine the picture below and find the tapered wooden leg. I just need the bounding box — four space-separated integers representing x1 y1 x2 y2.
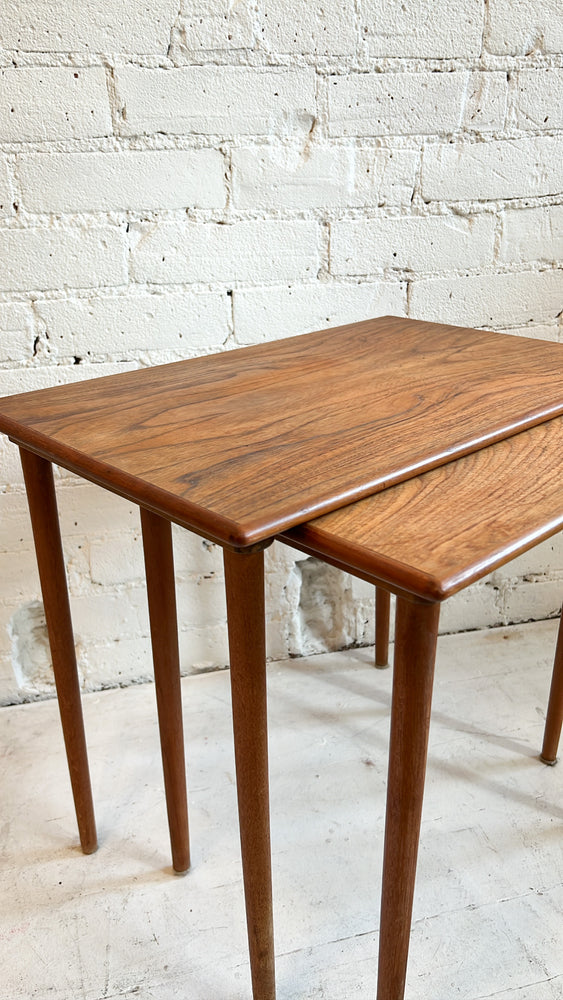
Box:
377 598 440 1000
140 508 190 874
375 587 391 668
224 547 275 1000
19 448 97 854
541 610 563 765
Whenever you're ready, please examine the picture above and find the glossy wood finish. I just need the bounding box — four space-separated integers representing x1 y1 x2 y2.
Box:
19 449 97 855
375 588 390 667
140 508 190 874
224 548 275 1000
541 611 563 764
282 417 563 602
377 599 440 1000
2 318 563 547
276 418 563 1000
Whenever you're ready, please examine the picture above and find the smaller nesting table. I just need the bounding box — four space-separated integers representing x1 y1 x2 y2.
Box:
281 415 563 999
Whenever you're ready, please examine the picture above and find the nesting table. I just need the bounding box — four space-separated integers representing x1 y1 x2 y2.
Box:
1 316 563 999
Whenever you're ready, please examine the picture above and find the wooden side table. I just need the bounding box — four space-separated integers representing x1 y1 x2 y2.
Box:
279 416 563 999
1 317 563 1000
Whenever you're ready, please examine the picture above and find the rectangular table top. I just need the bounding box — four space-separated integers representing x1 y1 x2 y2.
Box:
1 316 563 548
282 416 563 602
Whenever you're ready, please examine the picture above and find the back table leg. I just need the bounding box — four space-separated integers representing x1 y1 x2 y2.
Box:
224 547 275 1000
375 587 391 667
19 448 97 854
140 508 190 874
541 610 563 765
377 598 440 1000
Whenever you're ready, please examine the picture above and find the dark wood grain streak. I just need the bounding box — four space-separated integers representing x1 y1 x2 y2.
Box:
2 318 563 546
281 417 563 602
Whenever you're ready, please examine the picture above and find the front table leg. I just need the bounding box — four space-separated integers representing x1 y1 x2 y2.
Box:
377 598 440 1000
224 547 275 1000
140 508 190 873
19 448 97 854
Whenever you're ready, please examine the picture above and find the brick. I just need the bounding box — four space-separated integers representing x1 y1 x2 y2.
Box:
421 137 563 202
89 532 144 586
233 281 406 345
0 437 27 489
0 1 178 53
0 67 112 142
0 227 127 292
80 635 153 689
409 269 563 328
35 291 231 358
130 220 319 284
440 582 502 633
512 69 563 131
463 72 507 131
116 66 316 137
17 150 226 214
328 72 468 137
231 144 354 210
177 625 229 673
173 1 254 51
0 157 13 218
257 1 357 55
0 548 42 603
0 303 34 362
172 526 224 578
360 0 483 57
498 579 563 625
499 206 563 265
330 214 495 275
493 534 563 580
353 147 419 207
486 0 563 55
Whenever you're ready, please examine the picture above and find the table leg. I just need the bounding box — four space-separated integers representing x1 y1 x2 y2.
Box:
19 448 97 854
375 588 391 668
224 547 275 1000
540 610 563 765
377 598 440 1000
140 508 190 874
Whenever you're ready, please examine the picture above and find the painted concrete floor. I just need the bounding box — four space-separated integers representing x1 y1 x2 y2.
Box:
1 620 562 1000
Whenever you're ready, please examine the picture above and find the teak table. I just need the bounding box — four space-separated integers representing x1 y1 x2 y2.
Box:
281 416 563 1000
1 316 563 999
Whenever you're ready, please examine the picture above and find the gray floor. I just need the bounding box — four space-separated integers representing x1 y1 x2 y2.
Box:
1 620 562 1000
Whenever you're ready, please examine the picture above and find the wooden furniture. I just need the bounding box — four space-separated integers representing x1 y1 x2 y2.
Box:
280 416 563 1000
1 316 563 999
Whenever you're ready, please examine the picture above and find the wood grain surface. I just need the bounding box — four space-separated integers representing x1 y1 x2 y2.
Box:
281 416 563 601
2 317 563 546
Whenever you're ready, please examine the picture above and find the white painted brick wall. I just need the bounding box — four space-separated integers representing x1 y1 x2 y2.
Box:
130 220 320 284
0 227 127 292
115 66 317 137
17 150 227 213
0 0 561 703
330 214 496 275
486 0 563 56
360 0 484 58
328 72 469 136
421 136 563 202
0 68 113 142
